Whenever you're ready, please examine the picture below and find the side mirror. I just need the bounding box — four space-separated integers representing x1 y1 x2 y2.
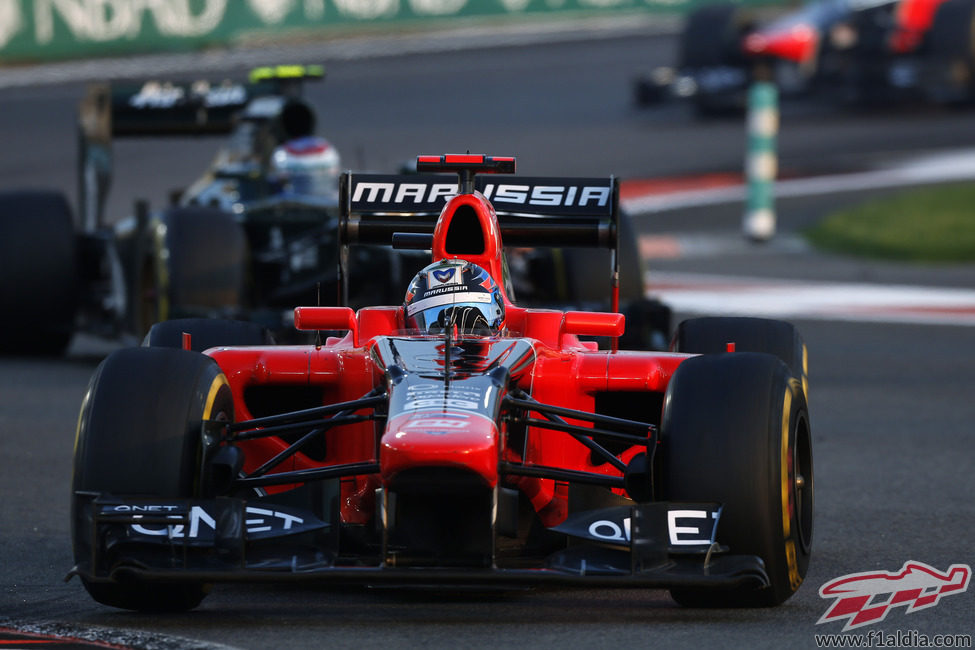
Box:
561 311 625 339
294 306 358 346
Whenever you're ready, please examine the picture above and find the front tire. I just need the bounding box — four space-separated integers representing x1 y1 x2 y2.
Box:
71 347 233 611
662 353 813 607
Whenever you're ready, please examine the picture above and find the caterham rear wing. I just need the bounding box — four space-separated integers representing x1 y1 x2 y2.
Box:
77 65 324 231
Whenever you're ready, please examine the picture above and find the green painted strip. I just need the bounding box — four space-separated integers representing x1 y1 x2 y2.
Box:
0 0 793 64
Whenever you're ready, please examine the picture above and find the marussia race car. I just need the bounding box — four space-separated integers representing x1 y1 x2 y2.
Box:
0 66 665 355
69 155 813 611
635 0 975 114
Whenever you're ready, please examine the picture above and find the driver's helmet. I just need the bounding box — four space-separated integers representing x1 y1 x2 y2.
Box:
270 136 340 199
404 260 505 335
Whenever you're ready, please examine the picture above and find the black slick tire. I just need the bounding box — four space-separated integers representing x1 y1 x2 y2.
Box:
152 206 247 323
0 191 77 354
144 317 274 351
672 316 809 397
662 353 813 607
679 3 746 68
71 347 234 611
922 0 975 103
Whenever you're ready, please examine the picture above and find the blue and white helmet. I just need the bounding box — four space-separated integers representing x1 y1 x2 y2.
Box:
404 260 505 335
271 136 340 199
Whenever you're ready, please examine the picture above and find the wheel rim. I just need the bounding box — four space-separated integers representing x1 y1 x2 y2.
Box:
792 412 814 554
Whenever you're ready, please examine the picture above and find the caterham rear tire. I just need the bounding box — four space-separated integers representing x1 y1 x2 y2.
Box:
144 206 247 326
0 191 77 355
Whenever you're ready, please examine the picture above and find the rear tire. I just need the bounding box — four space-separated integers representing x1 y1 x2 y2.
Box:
557 211 671 349
662 353 813 607
151 207 248 324
144 317 275 351
71 347 233 611
0 191 77 355
672 316 808 396
679 3 748 68
559 209 644 305
679 3 752 116
921 0 975 104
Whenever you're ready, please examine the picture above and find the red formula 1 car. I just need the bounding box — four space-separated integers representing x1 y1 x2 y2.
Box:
636 0 975 113
69 155 813 611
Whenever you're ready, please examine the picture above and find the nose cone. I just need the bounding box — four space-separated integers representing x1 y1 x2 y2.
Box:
381 412 499 487
744 24 818 64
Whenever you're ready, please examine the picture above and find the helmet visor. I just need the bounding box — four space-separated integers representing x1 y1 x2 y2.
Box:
406 292 501 334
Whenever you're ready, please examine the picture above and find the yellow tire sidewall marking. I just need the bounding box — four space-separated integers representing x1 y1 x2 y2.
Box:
203 372 230 420
780 381 802 590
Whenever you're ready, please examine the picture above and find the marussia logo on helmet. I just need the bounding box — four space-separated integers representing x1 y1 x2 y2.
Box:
817 560 971 631
427 264 463 289
432 268 456 284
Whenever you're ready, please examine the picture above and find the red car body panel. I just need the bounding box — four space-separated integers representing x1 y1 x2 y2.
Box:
203 175 687 528
208 316 687 529
744 24 820 65
891 0 947 52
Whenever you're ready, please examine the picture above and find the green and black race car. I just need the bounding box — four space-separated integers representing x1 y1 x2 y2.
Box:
0 65 667 355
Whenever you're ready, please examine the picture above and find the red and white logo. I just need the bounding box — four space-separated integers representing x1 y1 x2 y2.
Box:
818 561 970 631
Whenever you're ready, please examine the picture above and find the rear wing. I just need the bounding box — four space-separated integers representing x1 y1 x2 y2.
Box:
77 65 323 231
84 65 324 137
337 166 623 335
339 172 620 248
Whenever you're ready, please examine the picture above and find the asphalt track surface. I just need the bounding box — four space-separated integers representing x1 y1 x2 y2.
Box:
2 25 975 649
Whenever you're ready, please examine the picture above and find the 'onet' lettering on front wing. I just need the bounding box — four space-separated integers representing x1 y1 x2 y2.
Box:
96 500 326 544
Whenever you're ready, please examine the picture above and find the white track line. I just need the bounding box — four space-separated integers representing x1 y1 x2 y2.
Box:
623 149 975 215
649 272 975 326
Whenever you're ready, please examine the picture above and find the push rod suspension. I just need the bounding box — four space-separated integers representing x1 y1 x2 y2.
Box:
234 461 381 489
226 390 385 435
504 391 655 436
499 462 626 488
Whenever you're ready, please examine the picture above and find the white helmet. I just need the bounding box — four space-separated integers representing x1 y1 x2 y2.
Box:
271 136 340 200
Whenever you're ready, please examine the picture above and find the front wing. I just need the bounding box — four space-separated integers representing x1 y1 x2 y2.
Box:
70 494 768 591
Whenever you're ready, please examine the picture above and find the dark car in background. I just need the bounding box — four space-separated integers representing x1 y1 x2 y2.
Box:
635 0 975 114
1 65 359 353
0 65 668 355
